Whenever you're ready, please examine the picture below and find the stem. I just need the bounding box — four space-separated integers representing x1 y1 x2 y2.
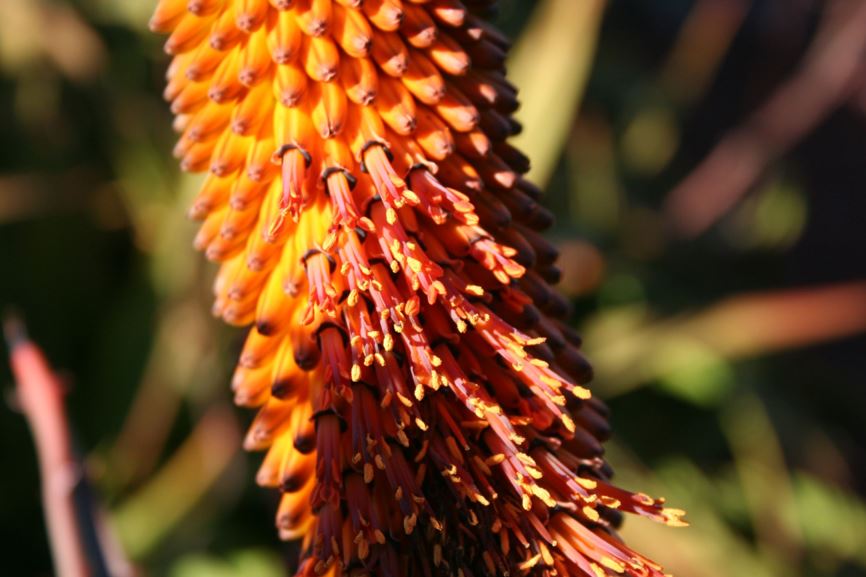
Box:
5 315 90 577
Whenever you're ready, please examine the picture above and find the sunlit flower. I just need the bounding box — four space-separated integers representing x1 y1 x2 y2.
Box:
152 1 686 575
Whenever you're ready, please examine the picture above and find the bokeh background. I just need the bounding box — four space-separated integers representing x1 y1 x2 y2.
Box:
3 0 866 575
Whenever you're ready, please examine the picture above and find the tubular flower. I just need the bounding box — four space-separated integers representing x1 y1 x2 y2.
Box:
152 1 686 576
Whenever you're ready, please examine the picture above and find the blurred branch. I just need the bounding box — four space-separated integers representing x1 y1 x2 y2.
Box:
679 281 866 354
722 394 803 566
112 404 241 560
5 316 132 577
109 302 215 488
509 0 607 187
106 148 228 488
665 0 866 237
6 315 90 577
660 0 751 105
586 281 866 396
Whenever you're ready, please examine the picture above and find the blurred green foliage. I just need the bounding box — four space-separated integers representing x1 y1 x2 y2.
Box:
2 1 866 576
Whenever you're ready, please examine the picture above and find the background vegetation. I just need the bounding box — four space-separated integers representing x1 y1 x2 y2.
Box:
2 1 866 575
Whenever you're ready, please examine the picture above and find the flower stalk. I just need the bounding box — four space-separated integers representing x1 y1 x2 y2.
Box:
151 1 686 576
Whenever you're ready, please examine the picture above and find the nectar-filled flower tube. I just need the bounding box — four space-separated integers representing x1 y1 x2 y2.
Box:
151 1 686 576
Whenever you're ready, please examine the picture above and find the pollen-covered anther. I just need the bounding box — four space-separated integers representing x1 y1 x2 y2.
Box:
303 248 339 320
266 144 311 237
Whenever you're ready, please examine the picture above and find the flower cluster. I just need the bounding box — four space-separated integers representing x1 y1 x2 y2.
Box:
151 0 685 576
